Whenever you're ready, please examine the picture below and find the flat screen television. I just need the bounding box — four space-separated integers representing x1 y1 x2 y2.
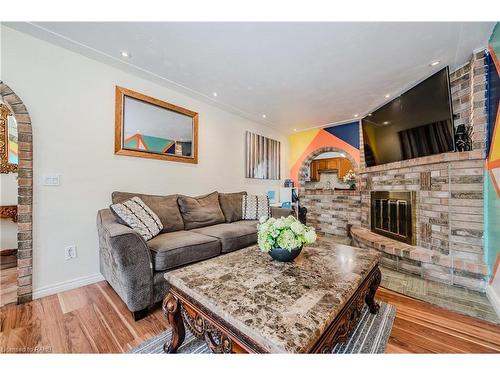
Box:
362 67 455 167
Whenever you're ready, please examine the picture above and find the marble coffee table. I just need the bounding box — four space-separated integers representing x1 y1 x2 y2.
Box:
162 242 381 353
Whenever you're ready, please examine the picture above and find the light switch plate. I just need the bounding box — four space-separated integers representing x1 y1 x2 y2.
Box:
41 174 60 186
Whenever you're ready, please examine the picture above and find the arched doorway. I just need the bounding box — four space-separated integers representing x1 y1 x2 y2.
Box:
297 146 359 190
1 81 33 304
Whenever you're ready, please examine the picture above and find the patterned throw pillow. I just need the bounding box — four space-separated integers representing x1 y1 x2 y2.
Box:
110 196 163 241
242 195 270 220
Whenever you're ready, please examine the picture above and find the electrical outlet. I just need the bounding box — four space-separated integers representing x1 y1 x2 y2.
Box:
64 245 77 260
41 174 61 186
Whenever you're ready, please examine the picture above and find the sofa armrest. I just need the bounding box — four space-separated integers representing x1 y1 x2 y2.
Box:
97 209 153 312
271 206 295 218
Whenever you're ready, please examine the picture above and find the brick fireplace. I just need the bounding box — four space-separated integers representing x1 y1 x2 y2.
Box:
371 191 416 245
300 50 489 292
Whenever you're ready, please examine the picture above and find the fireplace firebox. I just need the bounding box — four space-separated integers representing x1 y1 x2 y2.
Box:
370 191 416 245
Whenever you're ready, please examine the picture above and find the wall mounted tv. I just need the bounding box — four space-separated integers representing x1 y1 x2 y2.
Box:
362 67 455 167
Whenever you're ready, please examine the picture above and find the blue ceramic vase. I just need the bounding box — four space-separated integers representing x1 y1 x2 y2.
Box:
268 246 303 262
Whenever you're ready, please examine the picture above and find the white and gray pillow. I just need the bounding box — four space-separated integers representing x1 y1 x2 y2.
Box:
110 196 163 241
242 195 270 220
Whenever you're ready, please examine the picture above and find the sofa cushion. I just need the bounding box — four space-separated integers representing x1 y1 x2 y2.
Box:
147 231 221 272
191 223 257 253
234 219 259 228
219 191 247 222
178 191 226 230
110 197 163 241
112 191 184 233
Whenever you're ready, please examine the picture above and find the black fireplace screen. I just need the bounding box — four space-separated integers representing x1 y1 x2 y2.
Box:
371 191 416 245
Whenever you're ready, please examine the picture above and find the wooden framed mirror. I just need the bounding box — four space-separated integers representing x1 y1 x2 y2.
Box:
115 86 198 164
0 102 18 174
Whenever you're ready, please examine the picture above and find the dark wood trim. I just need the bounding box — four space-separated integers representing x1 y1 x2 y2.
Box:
163 264 381 353
114 86 198 164
132 308 148 321
162 293 185 353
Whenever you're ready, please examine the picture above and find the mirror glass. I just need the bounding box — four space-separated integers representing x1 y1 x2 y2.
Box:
7 115 18 165
122 96 194 158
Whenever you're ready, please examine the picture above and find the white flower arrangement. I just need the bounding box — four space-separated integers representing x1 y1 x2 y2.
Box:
257 215 317 252
342 169 356 184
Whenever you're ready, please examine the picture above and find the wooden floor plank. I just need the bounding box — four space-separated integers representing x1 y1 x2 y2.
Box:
0 282 499 353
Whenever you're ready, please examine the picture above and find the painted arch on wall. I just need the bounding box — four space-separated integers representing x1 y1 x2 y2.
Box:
288 121 360 185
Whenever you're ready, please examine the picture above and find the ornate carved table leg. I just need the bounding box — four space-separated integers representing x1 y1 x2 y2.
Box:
365 267 381 314
163 293 185 353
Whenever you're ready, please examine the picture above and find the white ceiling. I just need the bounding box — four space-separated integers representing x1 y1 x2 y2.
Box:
6 22 495 134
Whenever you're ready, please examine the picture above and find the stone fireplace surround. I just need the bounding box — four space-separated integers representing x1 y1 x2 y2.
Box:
300 50 488 292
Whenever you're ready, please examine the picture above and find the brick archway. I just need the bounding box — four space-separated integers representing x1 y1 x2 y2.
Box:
297 146 359 189
1 81 33 304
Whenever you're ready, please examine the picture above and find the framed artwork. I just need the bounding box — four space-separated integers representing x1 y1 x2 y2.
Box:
0 103 18 174
115 86 198 164
245 131 280 179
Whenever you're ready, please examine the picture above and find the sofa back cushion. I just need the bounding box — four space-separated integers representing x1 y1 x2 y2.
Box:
110 196 163 241
219 191 247 222
112 191 184 233
178 191 225 230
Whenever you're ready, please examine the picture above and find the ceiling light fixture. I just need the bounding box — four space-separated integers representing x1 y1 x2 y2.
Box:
262 114 267 119
383 121 389 125
385 94 390 99
368 113 372 116
354 114 359 118
120 50 131 58
293 128 297 132
212 92 218 97
429 60 440 67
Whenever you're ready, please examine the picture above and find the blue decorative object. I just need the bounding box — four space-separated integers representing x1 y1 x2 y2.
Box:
267 190 276 203
268 246 303 262
281 201 292 208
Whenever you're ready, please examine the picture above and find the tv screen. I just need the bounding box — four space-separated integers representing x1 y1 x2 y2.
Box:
362 67 455 167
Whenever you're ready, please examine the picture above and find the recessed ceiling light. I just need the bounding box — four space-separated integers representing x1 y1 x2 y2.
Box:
385 94 390 99
383 121 389 125
354 114 359 118
120 50 131 58
293 128 297 132
368 113 372 116
262 114 267 119
429 60 440 67
212 92 218 97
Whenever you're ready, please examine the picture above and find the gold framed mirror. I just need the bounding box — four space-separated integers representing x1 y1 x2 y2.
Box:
114 86 198 164
0 102 18 174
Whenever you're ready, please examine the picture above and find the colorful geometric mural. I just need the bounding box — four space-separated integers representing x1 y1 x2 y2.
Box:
124 132 176 154
486 22 500 286
288 121 360 185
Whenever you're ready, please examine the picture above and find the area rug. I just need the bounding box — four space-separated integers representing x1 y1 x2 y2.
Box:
129 301 396 354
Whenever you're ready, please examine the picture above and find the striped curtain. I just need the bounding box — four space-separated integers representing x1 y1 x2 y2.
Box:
245 131 281 179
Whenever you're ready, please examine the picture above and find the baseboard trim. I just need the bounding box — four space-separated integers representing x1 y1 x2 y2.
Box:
33 273 105 299
486 285 500 320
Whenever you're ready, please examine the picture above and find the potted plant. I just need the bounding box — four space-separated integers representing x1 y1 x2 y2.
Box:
257 215 317 262
342 170 356 189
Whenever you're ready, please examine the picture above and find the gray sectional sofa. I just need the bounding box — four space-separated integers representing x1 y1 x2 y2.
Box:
97 190 292 320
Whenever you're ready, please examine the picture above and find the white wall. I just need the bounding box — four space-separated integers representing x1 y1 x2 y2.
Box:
1 26 288 295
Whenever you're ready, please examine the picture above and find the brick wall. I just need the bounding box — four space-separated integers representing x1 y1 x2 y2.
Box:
301 189 361 238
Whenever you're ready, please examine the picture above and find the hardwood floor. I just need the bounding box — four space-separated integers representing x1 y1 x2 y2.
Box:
0 281 499 353
0 267 17 308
